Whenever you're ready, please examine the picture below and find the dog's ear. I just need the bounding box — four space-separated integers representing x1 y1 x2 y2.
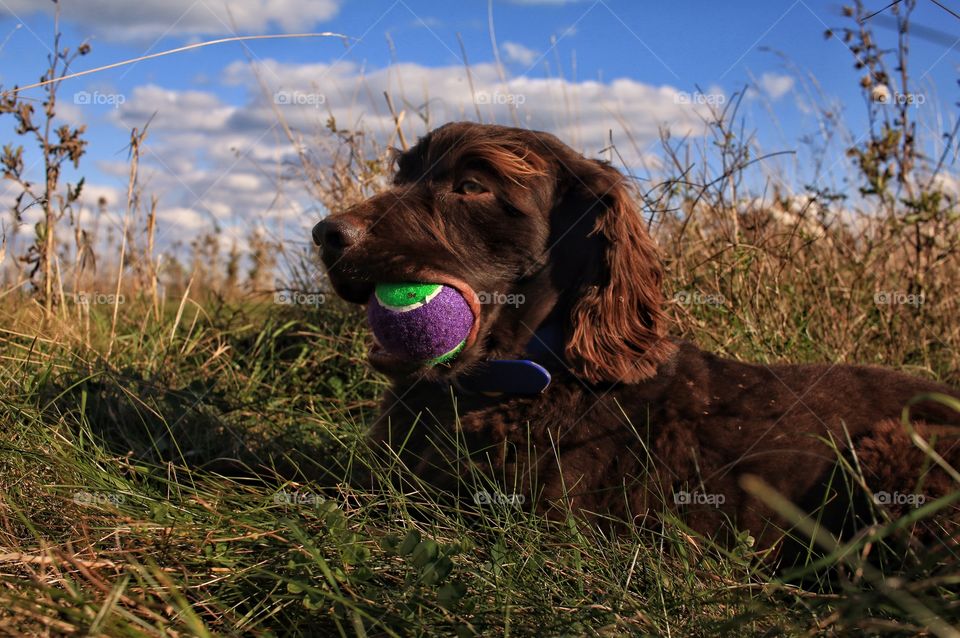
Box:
557 158 675 384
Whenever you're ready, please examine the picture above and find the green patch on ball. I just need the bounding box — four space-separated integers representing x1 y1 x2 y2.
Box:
374 282 444 311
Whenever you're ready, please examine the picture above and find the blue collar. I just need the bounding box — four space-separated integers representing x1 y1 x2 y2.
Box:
446 322 564 397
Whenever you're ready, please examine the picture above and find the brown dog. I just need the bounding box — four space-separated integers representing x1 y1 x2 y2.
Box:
314 122 960 554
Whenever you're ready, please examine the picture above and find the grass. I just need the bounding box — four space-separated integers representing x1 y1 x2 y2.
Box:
0 287 956 637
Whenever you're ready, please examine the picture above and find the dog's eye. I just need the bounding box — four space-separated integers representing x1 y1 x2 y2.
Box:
455 179 487 195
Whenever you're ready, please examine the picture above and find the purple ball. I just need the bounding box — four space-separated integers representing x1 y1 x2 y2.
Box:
367 282 475 365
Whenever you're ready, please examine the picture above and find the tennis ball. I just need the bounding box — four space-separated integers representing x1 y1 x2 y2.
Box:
367 282 475 365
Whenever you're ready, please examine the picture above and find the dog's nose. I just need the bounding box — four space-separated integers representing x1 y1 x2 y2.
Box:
313 216 363 258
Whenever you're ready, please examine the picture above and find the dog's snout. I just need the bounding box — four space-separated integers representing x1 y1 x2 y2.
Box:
313 216 364 258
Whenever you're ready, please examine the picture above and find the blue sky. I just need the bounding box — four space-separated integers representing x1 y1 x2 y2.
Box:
0 0 958 265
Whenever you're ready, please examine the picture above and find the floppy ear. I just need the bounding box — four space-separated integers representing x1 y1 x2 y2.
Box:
560 159 676 384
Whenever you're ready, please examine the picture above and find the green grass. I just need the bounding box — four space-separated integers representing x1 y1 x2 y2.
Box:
0 294 957 637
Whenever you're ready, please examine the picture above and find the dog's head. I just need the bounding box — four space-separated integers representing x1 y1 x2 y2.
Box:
314 122 674 383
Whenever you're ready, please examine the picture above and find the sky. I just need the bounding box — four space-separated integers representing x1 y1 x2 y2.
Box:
0 0 958 268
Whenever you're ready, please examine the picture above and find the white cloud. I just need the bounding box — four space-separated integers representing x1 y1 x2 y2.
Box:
502 41 539 66
221 58 711 159
157 206 209 231
0 0 341 41
112 85 237 133
13 60 714 262
759 72 795 100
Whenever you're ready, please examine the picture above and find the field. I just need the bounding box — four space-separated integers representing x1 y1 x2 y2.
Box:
2 1 960 636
